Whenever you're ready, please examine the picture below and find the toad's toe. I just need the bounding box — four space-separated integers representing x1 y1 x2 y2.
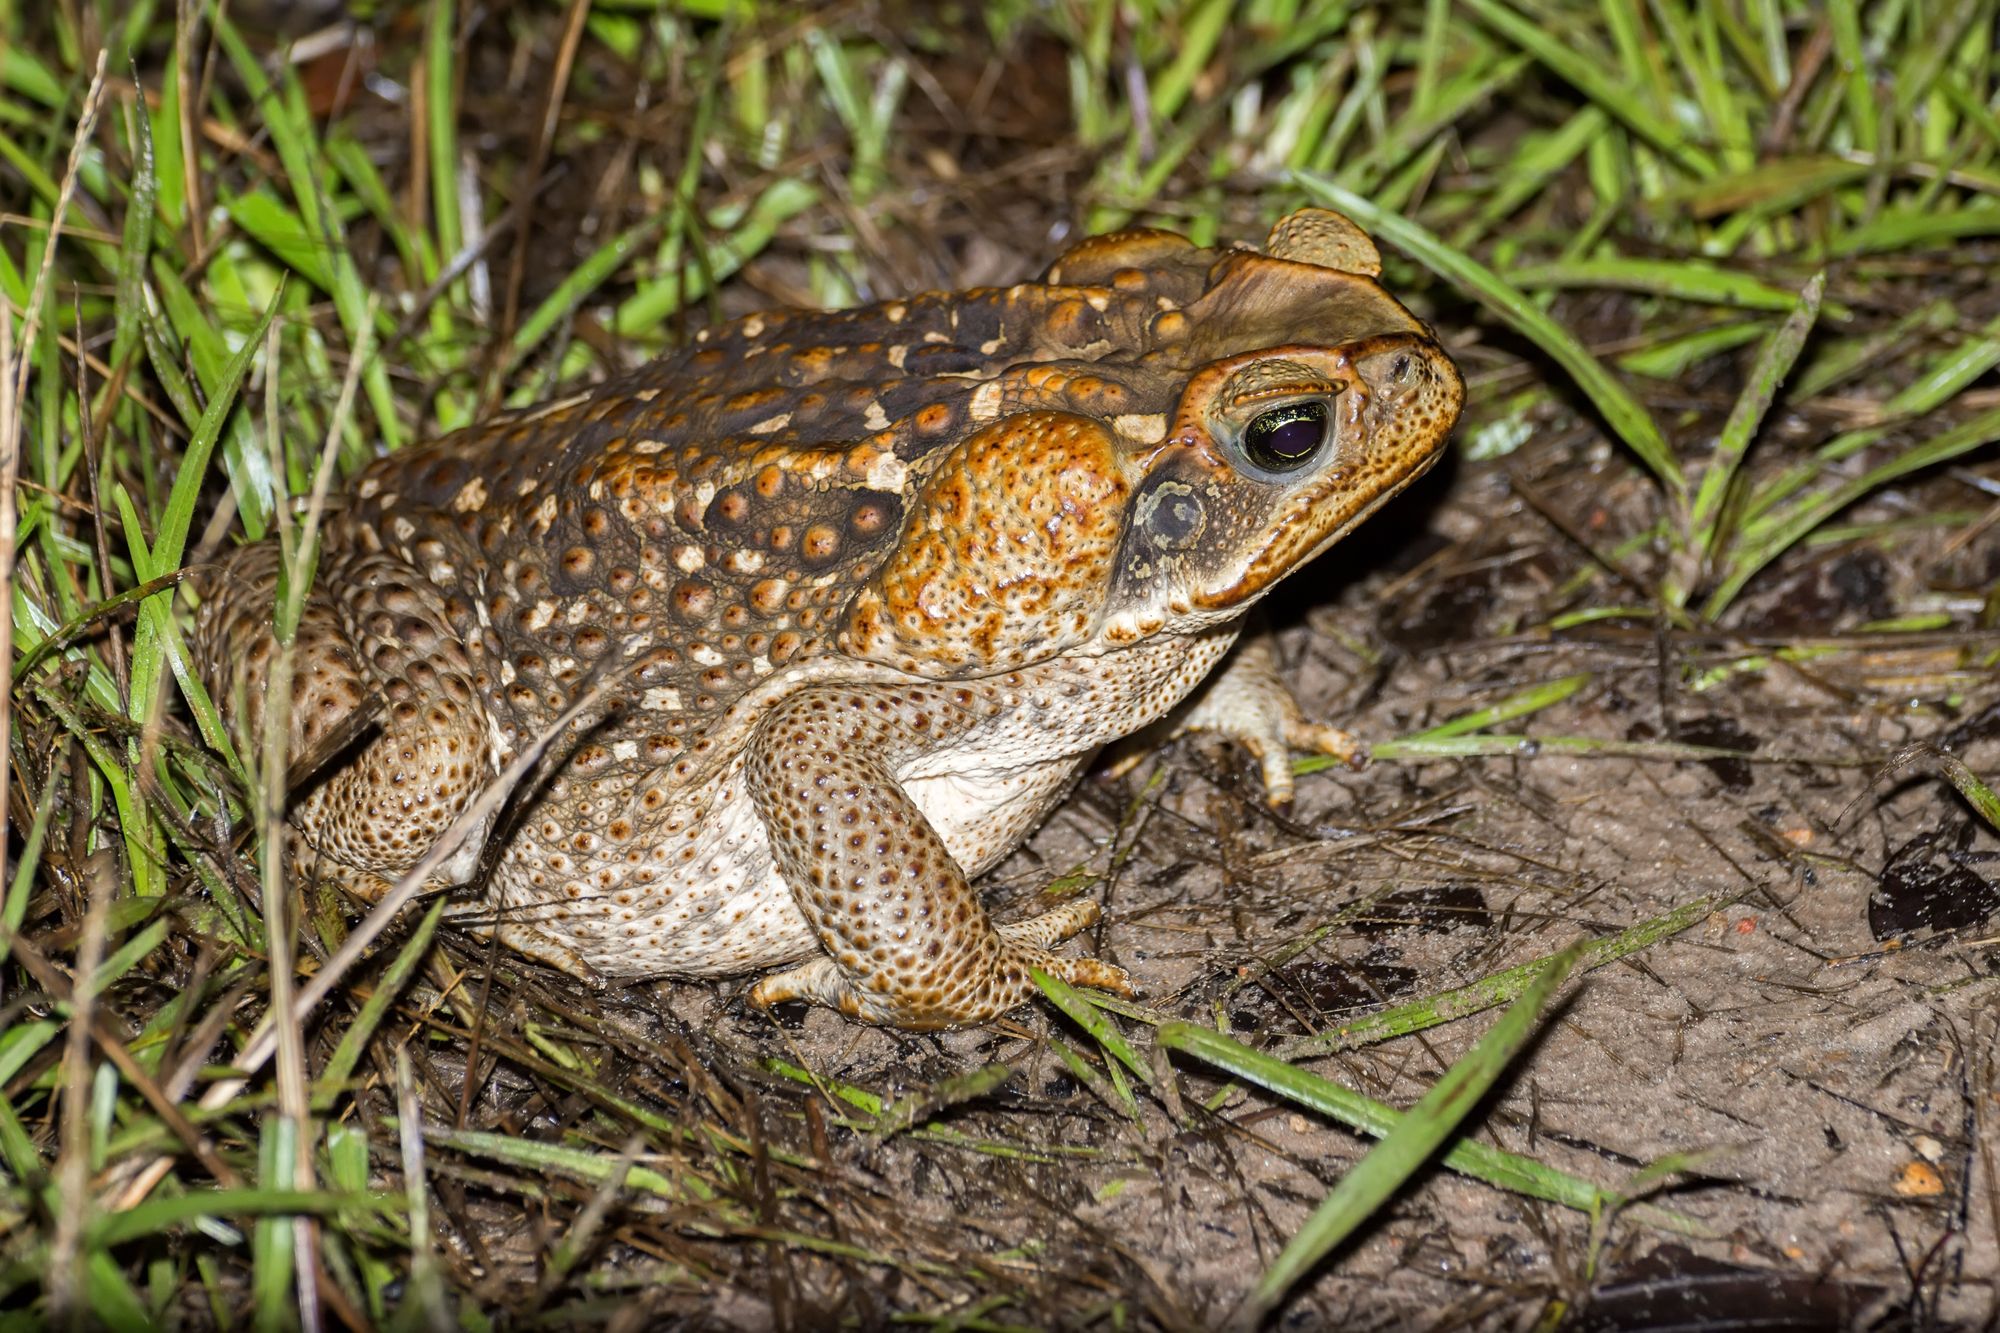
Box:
1174 627 1364 807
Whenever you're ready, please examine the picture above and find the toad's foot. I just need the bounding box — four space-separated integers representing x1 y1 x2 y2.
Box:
1171 626 1363 807
747 899 1130 1027
453 911 609 989
744 687 1130 1029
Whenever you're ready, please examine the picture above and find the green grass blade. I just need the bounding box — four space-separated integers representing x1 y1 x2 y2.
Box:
1156 1022 1698 1229
1 44 65 107
143 282 281 578
1670 272 1825 608
1506 258 1830 315
1454 106 1607 245
1223 943 1584 1329
0 774 62 966
1675 156 1871 220
1617 321 1764 378
1790 299 1953 400
1339 55 1531 195
1031 967 1153 1088
88 919 169 999
1297 176 1684 499
1828 203 2000 257
316 898 447 1094
1741 305 2000 524
145 259 274 536
875 1063 1016 1137
124 283 283 757
1648 0 1751 173
0 1017 62 1088
1056 1034 1142 1119
609 178 819 342
0 125 63 210
1403 672 1591 742
1706 402 2000 618
0 1088 42 1178
250 1117 297 1329
425 0 463 267
1370 734 1767 762
223 191 335 293
212 16 404 449
107 96 158 393
147 45 186 228
1849 311 2000 452
505 210 674 375
1940 756 2000 834
1296 674 1594 775
83 1252 154 1333
411 1123 717 1206
1456 0 1710 174
1149 0 1232 126
1274 896 1719 1060
91 1189 385 1249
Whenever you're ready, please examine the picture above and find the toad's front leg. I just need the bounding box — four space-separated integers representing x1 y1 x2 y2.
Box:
1170 622 1365 807
742 686 1129 1029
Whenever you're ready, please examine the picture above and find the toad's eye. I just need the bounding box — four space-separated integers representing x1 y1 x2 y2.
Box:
1242 401 1329 473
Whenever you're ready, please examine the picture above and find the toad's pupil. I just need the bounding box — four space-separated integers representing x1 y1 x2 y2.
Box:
1266 418 1320 457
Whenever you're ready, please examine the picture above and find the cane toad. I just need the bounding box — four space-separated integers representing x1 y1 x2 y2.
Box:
197 207 1462 1028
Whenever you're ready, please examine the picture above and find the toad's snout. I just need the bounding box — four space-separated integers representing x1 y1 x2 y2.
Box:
1347 334 1464 467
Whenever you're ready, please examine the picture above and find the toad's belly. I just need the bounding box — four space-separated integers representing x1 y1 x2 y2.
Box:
485 762 817 978
484 748 1093 979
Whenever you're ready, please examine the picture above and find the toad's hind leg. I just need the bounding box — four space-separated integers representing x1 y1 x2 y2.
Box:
195 542 502 893
742 688 1129 1029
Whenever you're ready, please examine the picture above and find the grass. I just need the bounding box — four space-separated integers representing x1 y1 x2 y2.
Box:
2 0 1997 1326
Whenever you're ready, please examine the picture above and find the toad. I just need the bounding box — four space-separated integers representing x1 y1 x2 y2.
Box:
197 207 1462 1028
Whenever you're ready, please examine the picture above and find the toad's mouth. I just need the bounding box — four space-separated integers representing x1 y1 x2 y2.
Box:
1193 333 1463 612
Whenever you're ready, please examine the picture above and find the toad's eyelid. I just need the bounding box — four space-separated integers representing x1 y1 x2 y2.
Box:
1225 380 1343 411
